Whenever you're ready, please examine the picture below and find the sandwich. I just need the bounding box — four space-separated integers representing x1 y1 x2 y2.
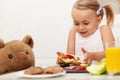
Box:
56 52 81 67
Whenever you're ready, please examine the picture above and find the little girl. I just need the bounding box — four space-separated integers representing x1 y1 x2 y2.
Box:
67 0 115 64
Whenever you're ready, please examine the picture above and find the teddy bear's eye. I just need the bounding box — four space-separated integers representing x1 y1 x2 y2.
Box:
26 52 29 55
8 54 13 59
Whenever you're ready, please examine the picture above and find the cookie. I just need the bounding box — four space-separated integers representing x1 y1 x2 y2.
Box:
44 66 64 74
24 67 44 75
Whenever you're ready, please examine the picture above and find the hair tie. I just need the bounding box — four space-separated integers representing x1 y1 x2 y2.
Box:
96 6 104 15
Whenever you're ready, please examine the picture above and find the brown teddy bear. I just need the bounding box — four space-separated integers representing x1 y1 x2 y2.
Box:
0 35 35 74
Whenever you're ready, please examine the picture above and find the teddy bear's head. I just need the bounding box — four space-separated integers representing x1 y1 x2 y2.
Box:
0 35 35 74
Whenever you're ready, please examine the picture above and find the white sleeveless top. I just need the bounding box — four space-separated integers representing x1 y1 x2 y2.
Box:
75 28 104 61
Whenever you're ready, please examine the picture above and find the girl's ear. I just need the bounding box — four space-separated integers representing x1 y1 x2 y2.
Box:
97 16 102 26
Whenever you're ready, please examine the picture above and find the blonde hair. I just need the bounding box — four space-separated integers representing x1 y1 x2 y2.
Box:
73 0 114 27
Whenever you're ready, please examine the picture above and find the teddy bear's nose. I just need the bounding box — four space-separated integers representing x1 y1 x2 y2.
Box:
18 52 24 55
18 52 27 59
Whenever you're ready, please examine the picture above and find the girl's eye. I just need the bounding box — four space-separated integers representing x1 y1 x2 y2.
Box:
84 22 89 25
74 22 79 25
8 54 13 59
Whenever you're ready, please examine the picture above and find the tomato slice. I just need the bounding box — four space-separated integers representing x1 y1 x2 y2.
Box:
74 66 87 70
61 55 67 59
65 54 75 59
57 51 75 59
60 54 74 59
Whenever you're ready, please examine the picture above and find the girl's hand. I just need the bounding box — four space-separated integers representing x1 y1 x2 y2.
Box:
56 51 65 56
81 48 93 64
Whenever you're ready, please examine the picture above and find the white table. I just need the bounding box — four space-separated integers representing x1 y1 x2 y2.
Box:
0 71 120 80
0 58 120 80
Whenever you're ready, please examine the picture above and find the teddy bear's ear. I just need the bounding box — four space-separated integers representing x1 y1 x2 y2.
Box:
22 35 34 48
0 39 5 49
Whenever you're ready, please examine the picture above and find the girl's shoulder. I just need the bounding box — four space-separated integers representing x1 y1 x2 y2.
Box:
69 27 76 36
99 25 114 44
99 25 111 32
69 27 76 32
99 25 106 28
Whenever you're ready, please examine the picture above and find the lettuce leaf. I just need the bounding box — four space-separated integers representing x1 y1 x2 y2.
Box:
58 57 74 64
86 58 106 75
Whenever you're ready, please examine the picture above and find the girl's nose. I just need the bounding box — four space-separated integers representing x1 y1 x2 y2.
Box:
78 25 84 30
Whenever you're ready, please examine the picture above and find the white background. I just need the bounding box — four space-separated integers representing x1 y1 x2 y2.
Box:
0 0 120 61
0 0 76 59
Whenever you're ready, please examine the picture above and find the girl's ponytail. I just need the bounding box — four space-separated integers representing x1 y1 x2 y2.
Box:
104 5 114 27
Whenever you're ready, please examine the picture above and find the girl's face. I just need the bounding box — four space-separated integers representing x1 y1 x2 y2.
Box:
72 8 102 38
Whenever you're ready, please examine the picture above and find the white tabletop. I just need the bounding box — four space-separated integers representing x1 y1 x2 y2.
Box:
0 58 120 80
0 71 120 80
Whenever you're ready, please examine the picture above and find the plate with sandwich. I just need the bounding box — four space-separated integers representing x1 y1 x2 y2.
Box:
56 51 89 73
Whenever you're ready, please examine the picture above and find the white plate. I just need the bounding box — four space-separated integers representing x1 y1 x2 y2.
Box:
18 71 66 79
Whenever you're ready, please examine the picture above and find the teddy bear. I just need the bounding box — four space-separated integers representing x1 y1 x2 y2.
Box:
0 35 35 74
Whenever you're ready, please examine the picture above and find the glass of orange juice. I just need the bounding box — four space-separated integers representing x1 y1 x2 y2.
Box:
106 41 120 75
